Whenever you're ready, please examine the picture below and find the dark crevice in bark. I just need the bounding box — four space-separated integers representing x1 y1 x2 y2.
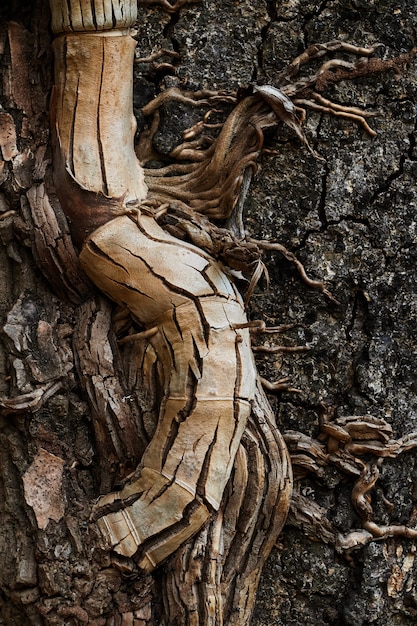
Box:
369 154 407 204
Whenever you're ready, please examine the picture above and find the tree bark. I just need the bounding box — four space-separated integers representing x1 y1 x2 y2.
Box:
1 1 417 625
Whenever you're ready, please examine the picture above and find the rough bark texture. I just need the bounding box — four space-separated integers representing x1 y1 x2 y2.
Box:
1 1 417 625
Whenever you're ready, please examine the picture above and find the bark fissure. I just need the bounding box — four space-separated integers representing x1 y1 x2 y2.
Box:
96 39 109 197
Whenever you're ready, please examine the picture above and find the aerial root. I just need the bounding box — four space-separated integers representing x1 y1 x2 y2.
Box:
247 322 306 335
252 344 309 354
260 376 301 394
0 380 64 415
138 41 386 227
294 93 378 136
286 404 417 547
140 87 236 119
135 48 181 74
352 460 417 540
278 40 380 83
232 319 308 354
247 237 340 305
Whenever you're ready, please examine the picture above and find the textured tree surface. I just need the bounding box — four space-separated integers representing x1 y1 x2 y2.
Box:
1 1 417 625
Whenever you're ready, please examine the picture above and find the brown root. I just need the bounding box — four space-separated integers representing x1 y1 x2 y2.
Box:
286 405 417 547
136 41 387 313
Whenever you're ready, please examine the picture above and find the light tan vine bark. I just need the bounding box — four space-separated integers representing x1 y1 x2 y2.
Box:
48 0 292 622
45 1 417 623
50 0 147 243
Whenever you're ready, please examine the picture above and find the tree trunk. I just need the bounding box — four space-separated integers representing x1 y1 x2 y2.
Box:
1 1 417 625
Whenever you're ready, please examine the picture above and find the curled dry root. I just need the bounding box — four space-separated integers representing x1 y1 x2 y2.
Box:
136 41 387 304
139 40 381 220
286 404 417 549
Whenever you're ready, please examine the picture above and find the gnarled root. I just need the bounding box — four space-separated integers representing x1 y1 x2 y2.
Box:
140 41 381 232
80 297 291 625
286 405 417 548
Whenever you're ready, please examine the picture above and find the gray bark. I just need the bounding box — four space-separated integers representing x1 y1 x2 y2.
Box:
1 0 417 625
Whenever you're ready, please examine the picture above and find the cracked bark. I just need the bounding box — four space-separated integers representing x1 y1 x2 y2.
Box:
1 1 417 625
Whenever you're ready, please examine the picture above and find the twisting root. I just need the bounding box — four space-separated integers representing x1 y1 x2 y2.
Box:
138 41 385 310
286 404 417 548
135 48 181 74
247 237 341 304
46 8 414 616
352 460 417 540
277 40 379 83
294 94 378 137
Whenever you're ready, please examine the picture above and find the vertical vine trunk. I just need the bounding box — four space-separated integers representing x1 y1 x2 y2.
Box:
49 0 292 622
50 0 147 243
